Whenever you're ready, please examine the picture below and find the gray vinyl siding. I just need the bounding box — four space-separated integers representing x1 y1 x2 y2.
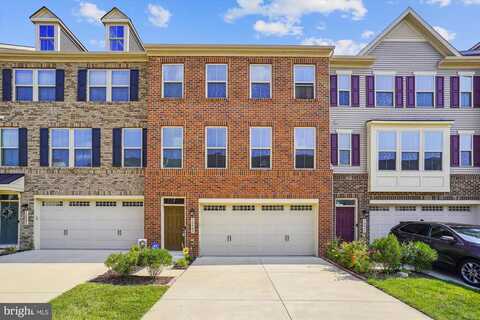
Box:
128 31 143 52
331 41 480 175
59 29 82 52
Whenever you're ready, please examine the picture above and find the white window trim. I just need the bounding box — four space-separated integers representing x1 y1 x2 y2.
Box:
162 64 184 99
36 24 59 51
414 72 436 108
205 126 228 169
249 127 272 170
12 69 56 102
293 65 315 99
0 128 19 167
337 131 352 167
249 64 272 99
459 132 473 167
377 130 397 171
424 130 444 171
49 128 93 168
374 72 396 108
161 126 184 169
87 69 130 102
294 127 316 170
336 73 351 107
106 24 129 52
122 128 143 168
205 64 228 99
459 74 474 108
400 130 420 171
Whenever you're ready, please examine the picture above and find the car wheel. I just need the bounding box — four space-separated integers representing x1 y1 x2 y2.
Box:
459 259 480 287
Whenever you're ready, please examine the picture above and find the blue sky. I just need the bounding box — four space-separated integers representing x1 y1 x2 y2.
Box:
0 0 478 54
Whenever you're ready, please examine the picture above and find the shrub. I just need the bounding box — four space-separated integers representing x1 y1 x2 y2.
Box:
370 234 402 273
144 248 173 278
183 247 192 263
105 251 139 276
401 241 438 272
326 239 341 261
337 241 371 274
5 247 16 254
175 258 189 269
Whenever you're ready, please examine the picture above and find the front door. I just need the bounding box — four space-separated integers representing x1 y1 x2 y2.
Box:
0 202 18 245
336 207 355 242
164 206 185 250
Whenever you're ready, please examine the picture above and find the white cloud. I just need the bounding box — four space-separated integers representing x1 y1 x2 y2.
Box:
433 26 456 41
75 2 106 24
301 37 367 55
361 30 375 39
253 20 302 36
425 0 451 6
147 4 171 28
463 0 480 4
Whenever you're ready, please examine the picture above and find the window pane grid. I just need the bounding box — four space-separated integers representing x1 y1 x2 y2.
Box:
206 64 227 98
338 75 350 106
206 127 227 169
295 128 315 169
378 131 396 170
163 65 184 98
0 128 19 166
162 127 183 168
250 65 271 99
250 127 272 169
460 76 473 108
88 70 130 102
39 25 55 51
123 128 142 168
416 75 435 107
14 69 56 102
375 75 394 107
460 134 473 167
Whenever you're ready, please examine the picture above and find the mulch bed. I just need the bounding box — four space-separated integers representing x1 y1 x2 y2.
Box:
90 270 174 286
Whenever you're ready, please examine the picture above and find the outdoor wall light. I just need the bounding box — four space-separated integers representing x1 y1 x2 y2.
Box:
21 204 30 225
189 208 196 234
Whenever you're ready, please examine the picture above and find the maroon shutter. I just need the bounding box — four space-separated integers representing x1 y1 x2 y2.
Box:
450 135 459 167
331 133 338 165
474 76 480 108
366 76 375 107
474 135 480 167
395 76 403 108
351 75 360 107
351 134 360 166
450 76 459 108
330 75 337 107
436 76 444 108
406 76 415 108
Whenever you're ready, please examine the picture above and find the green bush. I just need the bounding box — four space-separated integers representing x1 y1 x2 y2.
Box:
144 249 173 277
326 239 341 262
175 258 189 269
338 241 371 274
105 251 139 276
401 241 438 272
370 234 402 273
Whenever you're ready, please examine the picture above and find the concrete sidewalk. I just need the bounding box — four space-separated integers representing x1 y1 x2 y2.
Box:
143 256 430 320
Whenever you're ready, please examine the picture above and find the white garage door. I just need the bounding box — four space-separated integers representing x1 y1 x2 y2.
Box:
369 205 478 242
200 203 316 256
40 199 144 249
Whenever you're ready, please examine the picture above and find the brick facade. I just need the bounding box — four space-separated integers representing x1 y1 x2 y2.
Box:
145 56 333 256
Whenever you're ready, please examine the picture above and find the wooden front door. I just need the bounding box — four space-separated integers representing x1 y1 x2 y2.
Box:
336 207 355 242
164 206 185 250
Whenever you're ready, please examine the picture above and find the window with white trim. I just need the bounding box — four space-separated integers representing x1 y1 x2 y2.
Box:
338 132 351 166
206 127 227 169
338 74 350 106
294 127 315 169
378 131 396 170
250 127 272 169
424 131 442 171
14 69 56 102
206 64 227 98
294 65 315 99
460 133 473 167
123 128 142 168
416 75 435 107
39 25 55 51
162 127 183 168
50 128 92 168
88 70 130 102
401 131 419 170
250 64 271 99
460 75 473 108
375 75 394 107
109 25 126 51
162 64 184 98
0 128 19 166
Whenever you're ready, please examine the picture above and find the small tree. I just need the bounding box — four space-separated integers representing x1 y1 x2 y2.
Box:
370 234 402 273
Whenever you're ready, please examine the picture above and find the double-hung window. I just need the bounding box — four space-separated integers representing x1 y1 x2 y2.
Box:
123 128 142 167
250 127 272 169
378 131 396 170
294 65 315 99
206 127 227 168
51 128 92 168
416 75 435 107
206 64 227 98
460 75 473 108
162 127 183 168
294 127 315 169
338 133 351 166
460 133 473 167
375 75 394 107
401 131 419 170
14 69 56 102
162 64 184 98
0 128 19 166
250 64 271 99
338 74 350 106
39 25 55 51
88 70 130 102
424 131 442 171
109 26 125 51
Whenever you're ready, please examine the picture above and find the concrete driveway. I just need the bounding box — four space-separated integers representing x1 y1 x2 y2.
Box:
144 256 430 320
0 250 111 303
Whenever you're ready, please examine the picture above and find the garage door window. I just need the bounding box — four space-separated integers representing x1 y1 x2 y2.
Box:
123 128 142 167
294 127 315 169
162 127 183 168
206 127 227 168
250 127 272 169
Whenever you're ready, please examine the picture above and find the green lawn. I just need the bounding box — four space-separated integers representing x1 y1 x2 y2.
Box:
50 283 168 320
368 277 480 320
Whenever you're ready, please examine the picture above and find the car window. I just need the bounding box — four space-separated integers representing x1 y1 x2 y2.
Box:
400 223 430 236
450 227 480 240
430 226 454 240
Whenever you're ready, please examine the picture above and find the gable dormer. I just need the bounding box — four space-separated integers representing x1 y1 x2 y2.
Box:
30 7 86 52
101 8 144 52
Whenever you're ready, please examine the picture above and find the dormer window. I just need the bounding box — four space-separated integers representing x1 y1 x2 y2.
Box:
39 25 55 51
109 25 125 51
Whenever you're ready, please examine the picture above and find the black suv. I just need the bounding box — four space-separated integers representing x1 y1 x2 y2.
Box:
391 221 480 286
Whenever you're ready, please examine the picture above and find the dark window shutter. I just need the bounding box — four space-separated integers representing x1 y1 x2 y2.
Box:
142 128 148 167
450 135 459 167
18 128 28 167
92 128 101 167
351 75 359 107
450 76 459 108
395 76 403 108
406 76 415 108
474 76 480 108
77 69 87 102
2 69 12 101
55 69 65 102
330 133 338 165
40 128 49 167
474 135 480 167
130 69 139 101
351 134 360 166
366 76 375 107
112 128 122 167
330 75 337 107
435 76 444 108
